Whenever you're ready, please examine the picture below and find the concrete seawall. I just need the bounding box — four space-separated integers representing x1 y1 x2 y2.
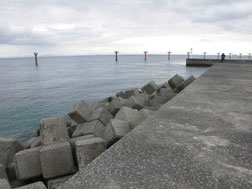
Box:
59 62 252 189
186 58 252 67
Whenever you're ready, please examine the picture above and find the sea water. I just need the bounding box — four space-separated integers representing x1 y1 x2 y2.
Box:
0 55 208 141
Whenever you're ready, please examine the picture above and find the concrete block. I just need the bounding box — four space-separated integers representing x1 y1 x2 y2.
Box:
40 141 75 179
116 88 140 99
141 81 158 95
143 106 159 111
176 75 196 93
124 96 145 110
15 181 47 189
14 147 42 181
150 95 170 107
0 138 24 167
47 175 73 189
68 101 92 124
168 74 184 89
75 137 105 169
158 88 174 97
89 100 106 110
68 123 77 138
0 164 7 179
104 119 131 147
107 99 123 116
6 163 16 181
139 93 150 106
89 107 113 126
116 97 126 104
114 107 139 129
22 137 37 149
10 179 24 188
0 178 11 189
72 120 105 139
39 116 69 145
130 109 153 129
30 136 42 148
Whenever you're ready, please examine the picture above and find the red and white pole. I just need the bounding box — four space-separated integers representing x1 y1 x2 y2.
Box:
144 51 148 61
115 51 119 62
203 52 206 59
187 52 190 59
168 52 171 60
34 52 38 66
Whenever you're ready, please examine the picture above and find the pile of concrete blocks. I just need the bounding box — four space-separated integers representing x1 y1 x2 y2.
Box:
0 74 196 188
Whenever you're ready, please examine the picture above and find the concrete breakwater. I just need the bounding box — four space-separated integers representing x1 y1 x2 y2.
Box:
186 58 252 67
0 74 196 189
59 62 252 189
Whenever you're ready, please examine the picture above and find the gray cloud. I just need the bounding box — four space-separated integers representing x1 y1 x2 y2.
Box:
0 0 252 56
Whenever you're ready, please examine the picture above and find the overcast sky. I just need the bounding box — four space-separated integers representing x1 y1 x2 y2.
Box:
0 0 252 57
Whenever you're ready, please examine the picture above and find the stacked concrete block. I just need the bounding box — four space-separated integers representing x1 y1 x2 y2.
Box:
72 120 105 139
150 95 170 107
0 138 24 167
175 76 196 93
74 137 105 169
0 178 11 189
141 81 158 95
158 88 174 97
130 109 153 129
139 93 150 106
22 137 37 149
143 106 159 111
104 119 131 147
116 97 126 104
47 175 73 189
67 123 77 138
14 147 42 181
39 116 69 145
40 141 75 179
116 88 140 99
124 96 145 110
107 99 123 116
89 100 106 111
89 107 113 126
68 101 92 124
114 107 139 129
15 181 47 189
30 136 42 148
168 74 184 89
6 163 16 182
0 164 7 179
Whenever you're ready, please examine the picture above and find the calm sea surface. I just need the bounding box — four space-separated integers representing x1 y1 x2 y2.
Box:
0 55 208 141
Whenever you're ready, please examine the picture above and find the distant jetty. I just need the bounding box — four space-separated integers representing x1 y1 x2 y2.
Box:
186 58 252 67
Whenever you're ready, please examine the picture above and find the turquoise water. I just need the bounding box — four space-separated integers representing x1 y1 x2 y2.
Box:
0 55 208 141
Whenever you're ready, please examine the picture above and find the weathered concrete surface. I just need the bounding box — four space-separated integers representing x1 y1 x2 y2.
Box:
15 181 47 189
59 63 252 189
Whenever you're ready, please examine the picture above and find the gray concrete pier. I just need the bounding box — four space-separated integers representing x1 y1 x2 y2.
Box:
186 58 252 67
59 63 252 189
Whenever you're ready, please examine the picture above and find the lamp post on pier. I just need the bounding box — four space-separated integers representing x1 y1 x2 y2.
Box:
34 52 38 66
249 53 251 60
217 53 220 59
168 52 171 60
239 53 242 60
144 51 148 61
115 51 119 62
229 53 232 60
